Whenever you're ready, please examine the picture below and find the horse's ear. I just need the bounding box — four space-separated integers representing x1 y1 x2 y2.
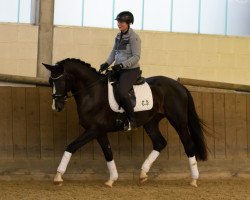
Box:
42 63 53 71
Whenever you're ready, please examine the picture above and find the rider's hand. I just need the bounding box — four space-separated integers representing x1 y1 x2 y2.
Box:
99 62 109 72
112 64 123 72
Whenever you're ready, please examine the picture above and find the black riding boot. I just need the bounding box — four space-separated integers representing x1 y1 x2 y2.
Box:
120 97 137 131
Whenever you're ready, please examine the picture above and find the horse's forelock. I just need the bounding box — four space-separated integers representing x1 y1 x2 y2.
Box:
51 63 64 75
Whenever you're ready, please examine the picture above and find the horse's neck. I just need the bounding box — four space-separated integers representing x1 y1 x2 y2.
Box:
66 63 100 89
66 63 101 99
70 69 102 116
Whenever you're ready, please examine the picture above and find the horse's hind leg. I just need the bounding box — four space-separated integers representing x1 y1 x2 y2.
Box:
179 126 199 187
168 119 199 187
140 114 167 182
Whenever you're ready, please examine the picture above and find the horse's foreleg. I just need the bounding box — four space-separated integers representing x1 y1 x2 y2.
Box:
54 151 72 186
140 119 167 182
54 129 97 186
97 134 118 187
105 160 118 187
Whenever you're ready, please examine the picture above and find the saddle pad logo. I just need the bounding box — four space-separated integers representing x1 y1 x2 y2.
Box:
108 81 153 113
141 100 149 106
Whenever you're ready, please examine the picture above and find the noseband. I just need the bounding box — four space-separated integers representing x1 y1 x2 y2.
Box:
50 74 68 101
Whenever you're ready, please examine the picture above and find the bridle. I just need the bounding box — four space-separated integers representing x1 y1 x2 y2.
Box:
50 74 68 101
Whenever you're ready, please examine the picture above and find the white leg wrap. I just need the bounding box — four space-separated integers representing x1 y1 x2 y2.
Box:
141 150 160 173
57 151 72 175
107 160 118 181
52 99 56 110
189 156 199 180
52 84 56 110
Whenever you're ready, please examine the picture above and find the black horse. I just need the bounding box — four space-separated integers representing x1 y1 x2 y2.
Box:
43 58 207 188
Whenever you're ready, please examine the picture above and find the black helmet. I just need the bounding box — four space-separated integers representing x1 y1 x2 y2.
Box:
115 11 134 24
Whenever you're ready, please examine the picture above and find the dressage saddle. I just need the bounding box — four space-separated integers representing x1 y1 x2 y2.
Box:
109 70 145 108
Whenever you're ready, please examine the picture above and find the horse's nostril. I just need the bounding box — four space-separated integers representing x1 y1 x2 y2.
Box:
56 106 62 112
55 102 64 112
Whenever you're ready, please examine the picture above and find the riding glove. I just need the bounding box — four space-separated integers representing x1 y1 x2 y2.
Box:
100 62 109 72
112 64 123 72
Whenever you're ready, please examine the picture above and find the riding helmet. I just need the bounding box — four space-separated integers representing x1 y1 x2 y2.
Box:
115 11 134 24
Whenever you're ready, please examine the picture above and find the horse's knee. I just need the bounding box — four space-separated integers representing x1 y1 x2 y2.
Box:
65 145 75 154
153 139 167 152
103 147 113 161
65 142 82 154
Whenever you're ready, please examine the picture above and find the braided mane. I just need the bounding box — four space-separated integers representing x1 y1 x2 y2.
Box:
56 58 100 74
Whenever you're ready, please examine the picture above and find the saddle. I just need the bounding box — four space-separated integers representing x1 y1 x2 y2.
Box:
109 70 145 108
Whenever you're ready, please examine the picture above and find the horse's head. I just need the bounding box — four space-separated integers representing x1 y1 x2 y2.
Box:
43 58 103 111
43 63 72 112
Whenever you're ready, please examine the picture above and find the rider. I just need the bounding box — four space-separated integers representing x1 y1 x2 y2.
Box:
100 11 141 131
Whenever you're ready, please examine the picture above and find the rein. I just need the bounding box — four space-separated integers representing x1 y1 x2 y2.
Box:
50 70 113 100
67 71 111 98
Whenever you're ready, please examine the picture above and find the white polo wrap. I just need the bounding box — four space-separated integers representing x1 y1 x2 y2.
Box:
52 83 56 110
141 150 160 173
57 151 72 174
189 156 199 180
107 160 118 181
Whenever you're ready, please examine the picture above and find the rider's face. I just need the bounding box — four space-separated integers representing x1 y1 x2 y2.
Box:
117 21 129 33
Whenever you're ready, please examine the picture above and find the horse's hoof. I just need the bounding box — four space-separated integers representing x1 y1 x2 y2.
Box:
190 179 198 187
53 181 63 186
54 172 63 186
105 180 114 188
139 177 148 183
139 170 148 183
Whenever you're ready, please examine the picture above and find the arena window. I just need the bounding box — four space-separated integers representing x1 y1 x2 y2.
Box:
0 0 37 24
0 0 249 36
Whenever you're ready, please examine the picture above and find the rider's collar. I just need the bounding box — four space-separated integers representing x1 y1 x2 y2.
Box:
121 26 130 35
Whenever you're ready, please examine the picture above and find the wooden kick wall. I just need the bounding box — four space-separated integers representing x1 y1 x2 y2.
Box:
0 86 249 179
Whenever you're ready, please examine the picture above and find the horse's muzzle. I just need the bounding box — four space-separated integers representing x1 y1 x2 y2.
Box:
55 100 65 112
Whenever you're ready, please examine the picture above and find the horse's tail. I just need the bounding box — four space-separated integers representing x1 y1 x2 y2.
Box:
185 87 208 161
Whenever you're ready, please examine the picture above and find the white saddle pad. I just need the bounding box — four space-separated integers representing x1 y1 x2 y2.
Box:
108 81 153 113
